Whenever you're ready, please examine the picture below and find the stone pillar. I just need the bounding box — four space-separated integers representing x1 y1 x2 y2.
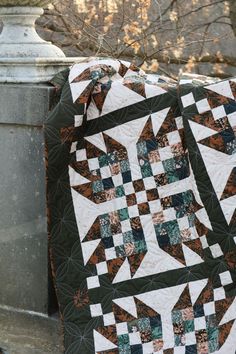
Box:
0 0 82 316
0 84 54 314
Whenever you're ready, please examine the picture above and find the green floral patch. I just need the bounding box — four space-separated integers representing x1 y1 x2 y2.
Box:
137 141 147 155
163 158 176 172
152 325 162 340
118 207 129 221
140 161 153 178
137 318 151 332
120 159 130 173
172 310 182 323
116 185 125 197
116 244 126 257
98 155 108 167
166 171 180 184
118 334 131 354
134 240 147 253
123 231 134 243
92 180 104 193
184 320 194 333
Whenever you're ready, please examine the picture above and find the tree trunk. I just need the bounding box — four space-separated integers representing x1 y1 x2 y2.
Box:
229 0 236 37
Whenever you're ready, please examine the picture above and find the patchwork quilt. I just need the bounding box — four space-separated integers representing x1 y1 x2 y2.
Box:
45 59 236 354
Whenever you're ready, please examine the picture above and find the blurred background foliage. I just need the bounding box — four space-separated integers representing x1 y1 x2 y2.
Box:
36 0 236 78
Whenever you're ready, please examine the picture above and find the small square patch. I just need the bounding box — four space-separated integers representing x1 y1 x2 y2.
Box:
76 148 87 161
196 98 211 114
185 331 196 345
194 316 206 330
167 131 181 145
219 271 232 286
200 235 208 249
209 244 223 258
116 322 128 335
103 312 116 326
212 106 226 120
87 275 100 289
90 303 103 317
96 261 108 275
203 302 215 316
105 247 116 260
181 92 195 107
124 182 135 195
113 233 124 246
129 331 142 345
121 219 131 232
100 165 111 179
143 176 157 189
136 191 147 204
151 161 165 175
213 287 225 301
128 205 139 218
149 200 162 214
159 147 173 161
88 157 99 171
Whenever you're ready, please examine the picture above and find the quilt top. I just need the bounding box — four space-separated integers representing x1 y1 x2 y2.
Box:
45 59 236 354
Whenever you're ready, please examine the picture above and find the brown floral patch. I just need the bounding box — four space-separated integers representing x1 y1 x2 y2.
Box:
118 62 129 77
195 217 208 237
152 211 165 224
162 244 186 265
85 217 101 241
156 134 169 148
218 320 235 348
173 322 184 335
138 202 150 215
107 257 126 281
174 285 192 310
134 297 158 318
182 307 194 321
163 349 174 354
197 341 209 354
112 302 136 323
206 90 230 109
126 193 137 207
215 297 235 325
97 324 118 345
153 339 164 352
155 173 168 186
185 238 204 259
133 179 145 192
89 242 106 265
73 288 89 309
224 250 236 270
94 191 107 204
196 329 208 343
171 142 184 156
146 188 159 201
105 188 116 201
161 196 172 209
140 329 152 343
220 167 236 200
128 252 146 276
109 162 121 175
124 242 135 256
71 160 98 181
195 280 213 305
148 150 160 163
130 216 142 229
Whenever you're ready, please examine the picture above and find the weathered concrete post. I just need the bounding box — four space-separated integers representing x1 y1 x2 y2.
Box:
0 0 77 316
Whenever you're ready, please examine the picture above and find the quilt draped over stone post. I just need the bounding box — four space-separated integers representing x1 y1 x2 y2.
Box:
45 59 236 354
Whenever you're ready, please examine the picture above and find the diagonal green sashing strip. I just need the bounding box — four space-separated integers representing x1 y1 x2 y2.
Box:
83 87 179 136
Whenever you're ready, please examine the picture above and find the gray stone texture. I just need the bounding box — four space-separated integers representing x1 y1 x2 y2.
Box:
0 84 54 314
0 307 63 354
